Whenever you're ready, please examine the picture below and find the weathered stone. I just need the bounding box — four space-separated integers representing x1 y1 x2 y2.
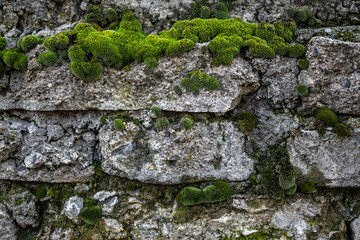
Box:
4 187 39 228
0 112 99 183
0 46 259 113
100 120 254 184
0 203 17 240
62 196 84 221
300 37 360 114
104 218 127 239
287 129 360 187
252 56 299 109
351 216 360 240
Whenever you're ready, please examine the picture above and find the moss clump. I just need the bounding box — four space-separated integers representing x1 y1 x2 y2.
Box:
79 205 102 225
144 57 157 69
62 49 69 60
179 181 232 206
316 107 338 127
18 35 43 52
0 37 6 50
180 69 220 95
35 188 47 199
44 33 69 52
180 116 194 130
332 123 350 137
253 145 297 196
69 58 103 82
86 5 103 24
214 2 229 19
165 39 195 57
114 119 125 131
237 112 257 135
38 51 58 66
174 85 182 96
249 43 275 58
2 50 28 70
68 45 87 62
200 6 212 19
84 199 97 207
296 84 308 96
298 58 309 69
209 34 243 66
288 44 306 58
178 187 205 205
86 5 119 27
155 117 170 132
287 8 315 26
298 180 316 194
150 105 162 115
104 8 118 23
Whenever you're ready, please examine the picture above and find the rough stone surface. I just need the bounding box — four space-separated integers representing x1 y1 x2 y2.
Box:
62 196 84 221
4 187 39 228
0 111 99 183
287 129 360 187
0 46 259 113
100 119 253 184
0 203 17 240
252 56 300 109
300 37 360 114
104 218 127 239
351 217 360 240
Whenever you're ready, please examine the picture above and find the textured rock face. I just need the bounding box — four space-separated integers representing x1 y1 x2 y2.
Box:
352 217 360 240
287 130 360 187
0 46 259 113
4 187 39 228
0 112 98 183
0 203 17 240
252 56 299 109
100 119 253 184
300 37 360 114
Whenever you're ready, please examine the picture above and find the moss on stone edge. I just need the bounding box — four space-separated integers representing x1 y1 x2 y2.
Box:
0 7 305 81
79 204 102 225
180 69 221 95
38 51 58 67
237 112 257 135
114 118 125 131
178 180 232 206
296 84 308 96
155 117 170 132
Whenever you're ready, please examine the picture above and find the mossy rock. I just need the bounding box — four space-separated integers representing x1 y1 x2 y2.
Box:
38 51 58 67
237 112 257 135
79 206 102 225
316 107 338 127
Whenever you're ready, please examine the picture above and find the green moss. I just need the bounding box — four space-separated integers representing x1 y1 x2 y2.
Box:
296 84 308 96
93 161 104 176
0 37 6 50
84 199 97 207
180 69 220 95
144 57 157 69
2 50 28 70
62 49 69 60
200 6 212 19
104 8 118 23
274 21 296 42
165 189 173 199
237 112 257 135
298 58 309 69
155 117 170 132
332 123 350 137
44 33 69 51
174 85 183 96
35 188 47 199
179 187 205 205
47 184 74 200
254 145 297 196
316 107 338 127
18 35 42 52
209 34 243 66
68 45 87 62
179 181 232 206
85 5 103 24
114 119 125 131
180 116 194 130
38 51 58 66
288 44 306 58
79 205 102 225
287 8 315 26
214 2 229 19
69 58 103 82
165 39 195 57
298 180 316 194
249 44 275 58
150 105 162 115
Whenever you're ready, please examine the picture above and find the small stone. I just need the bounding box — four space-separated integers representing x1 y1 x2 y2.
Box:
341 78 351 88
62 196 84 221
24 152 47 169
47 125 65 141
92 191 117 202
